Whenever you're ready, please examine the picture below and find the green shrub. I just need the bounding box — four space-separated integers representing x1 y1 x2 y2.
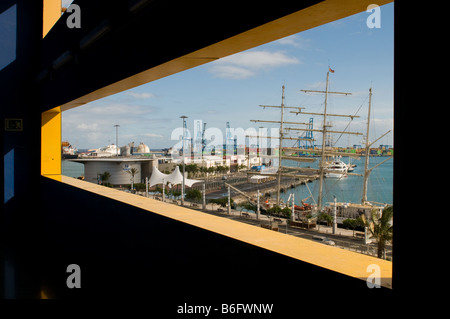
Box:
208 197 233 207
185 189 202 202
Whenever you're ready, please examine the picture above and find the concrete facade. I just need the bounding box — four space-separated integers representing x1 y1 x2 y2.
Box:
72 158 155 185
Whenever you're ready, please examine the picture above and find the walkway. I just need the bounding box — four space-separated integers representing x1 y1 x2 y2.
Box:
152 196 392 259
60 175 392 288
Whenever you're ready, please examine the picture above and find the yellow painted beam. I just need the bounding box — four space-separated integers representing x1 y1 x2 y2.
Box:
58 175 393 288
41 107 61 180
43 0 62 38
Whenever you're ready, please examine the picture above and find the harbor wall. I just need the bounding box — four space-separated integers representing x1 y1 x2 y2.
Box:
83 161 142 185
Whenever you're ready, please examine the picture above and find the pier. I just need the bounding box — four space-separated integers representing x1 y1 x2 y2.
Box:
190 172 319 203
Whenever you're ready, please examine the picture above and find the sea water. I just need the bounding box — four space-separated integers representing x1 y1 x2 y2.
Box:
62 159 84 178
62 156 394 205
279 156 393 206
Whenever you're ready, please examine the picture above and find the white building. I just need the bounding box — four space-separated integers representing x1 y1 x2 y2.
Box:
70 157 156 185
135 142 150 154
169 153 264 169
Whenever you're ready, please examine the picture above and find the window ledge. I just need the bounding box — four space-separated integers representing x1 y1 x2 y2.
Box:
55 175 392 289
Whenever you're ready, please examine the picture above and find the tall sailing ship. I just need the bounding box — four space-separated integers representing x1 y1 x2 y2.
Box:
247 68 392 223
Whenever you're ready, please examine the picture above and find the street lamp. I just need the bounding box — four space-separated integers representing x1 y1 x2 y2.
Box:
180 115 188 205
258 126 264 164
114 124 120 156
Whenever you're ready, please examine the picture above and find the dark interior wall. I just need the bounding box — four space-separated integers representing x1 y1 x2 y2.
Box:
40 0 323 113
1 0 43 300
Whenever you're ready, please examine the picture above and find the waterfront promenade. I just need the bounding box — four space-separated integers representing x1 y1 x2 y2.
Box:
148 194 392 260
59 175 393 289
63 160 391 259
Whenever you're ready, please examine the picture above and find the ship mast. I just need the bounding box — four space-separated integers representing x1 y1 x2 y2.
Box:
277 85 285 205
250 85 311 205
361 87 393 205
362 88 372 205
318 71 331 211
293 70 358 211
250 70 364 209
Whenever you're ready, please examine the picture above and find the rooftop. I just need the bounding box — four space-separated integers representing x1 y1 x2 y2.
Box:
69 157 156 163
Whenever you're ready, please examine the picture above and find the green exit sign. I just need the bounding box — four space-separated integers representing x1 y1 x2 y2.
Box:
5 118 23 131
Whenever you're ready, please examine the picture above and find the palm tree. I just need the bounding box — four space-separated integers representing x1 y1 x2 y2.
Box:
361 205 393 259
237 164 247 172
199 166 207 177
126 167 139 190
101 171 111 183
317 211 333 230
207 166 216 175
187 163 199 178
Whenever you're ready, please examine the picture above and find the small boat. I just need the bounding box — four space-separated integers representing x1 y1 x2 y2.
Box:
347 158 356 172
293 199 313 216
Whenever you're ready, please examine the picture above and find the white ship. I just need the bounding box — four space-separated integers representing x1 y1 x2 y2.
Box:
90 144 121 157
325 157 348 178
62 141 78 159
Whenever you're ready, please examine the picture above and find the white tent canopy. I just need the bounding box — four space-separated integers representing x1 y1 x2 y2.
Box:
149 166 201 188
148 166 169 187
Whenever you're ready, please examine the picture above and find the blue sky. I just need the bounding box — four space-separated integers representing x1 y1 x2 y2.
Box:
62 3 394 150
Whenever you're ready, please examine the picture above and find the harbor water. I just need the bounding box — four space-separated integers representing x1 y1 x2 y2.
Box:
62 159 84 178
62 156 393 206
280 156 393 206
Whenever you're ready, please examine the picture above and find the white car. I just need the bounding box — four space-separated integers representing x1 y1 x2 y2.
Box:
312 235 336 246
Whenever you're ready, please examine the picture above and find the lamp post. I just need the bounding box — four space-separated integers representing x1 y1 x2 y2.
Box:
333 195 337 235
259 126 264 164
180 115 188 205
257 189 260 220
114 124 120 156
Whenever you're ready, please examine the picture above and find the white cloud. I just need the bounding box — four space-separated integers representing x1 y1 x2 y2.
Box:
76 123 99 131
142 133 164 138
62 100 162 148
219 50 299 68
87 103 151 116
209 50 300 79
273 35 311 49
125 92 155 99
209 65 254 79
306 81 326 89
